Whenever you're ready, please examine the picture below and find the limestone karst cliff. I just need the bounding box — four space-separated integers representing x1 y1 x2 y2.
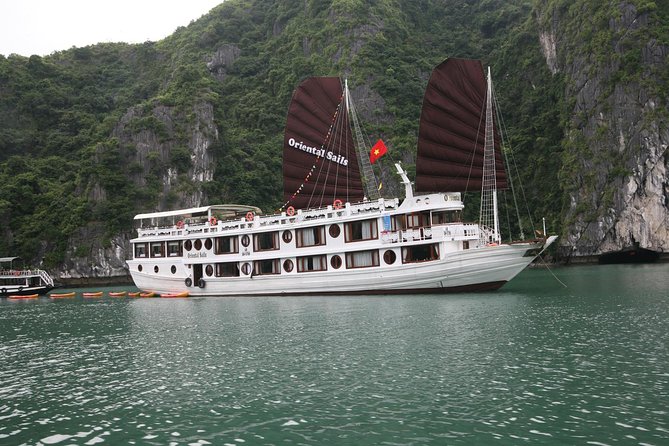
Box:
536 1 668 260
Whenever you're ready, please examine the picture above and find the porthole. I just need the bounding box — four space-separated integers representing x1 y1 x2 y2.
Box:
282 230 293 243
329 224 341 238
194 239 203 250
204 238 213 250
205 265 214 277
241 263 251 275
154 265 159 273
283 259 294 273
241 235 250 247
331 255 342 269
171 265 176 274
184 240 192 251
383 250 397 265
138 264 143 272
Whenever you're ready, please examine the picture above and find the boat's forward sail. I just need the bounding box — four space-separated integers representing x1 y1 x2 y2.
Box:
415 58 508 193
283 77 364 209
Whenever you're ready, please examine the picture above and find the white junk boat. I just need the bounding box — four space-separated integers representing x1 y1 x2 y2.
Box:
127 58 556 296
0 256 55 297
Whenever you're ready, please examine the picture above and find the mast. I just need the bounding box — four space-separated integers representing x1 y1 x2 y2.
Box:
345 79 379 200
480 67 501 244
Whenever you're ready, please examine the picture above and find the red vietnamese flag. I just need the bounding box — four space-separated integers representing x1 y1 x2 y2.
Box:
369 139 387 164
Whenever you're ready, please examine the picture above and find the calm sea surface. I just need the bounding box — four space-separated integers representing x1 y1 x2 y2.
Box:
1 264 668 445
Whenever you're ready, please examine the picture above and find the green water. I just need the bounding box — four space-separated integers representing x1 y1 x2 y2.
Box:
1 264 668 445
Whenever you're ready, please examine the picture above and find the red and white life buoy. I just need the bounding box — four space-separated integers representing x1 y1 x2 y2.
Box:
246 211 254 222
176 220 184 229
286 206 295 216
333 199 343 210
209 216 217 226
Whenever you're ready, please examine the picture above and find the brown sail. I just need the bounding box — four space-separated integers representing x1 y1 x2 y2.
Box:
283 77 364 209
415 58 508 192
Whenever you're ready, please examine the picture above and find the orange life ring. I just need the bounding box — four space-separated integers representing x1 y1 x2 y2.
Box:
286 206 295 216
176 220 184 229
246 211 254 221
209 216 217 226
333 199 343 210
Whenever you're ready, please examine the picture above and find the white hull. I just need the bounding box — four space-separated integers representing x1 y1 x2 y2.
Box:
127 195 556 296
130 243 545 296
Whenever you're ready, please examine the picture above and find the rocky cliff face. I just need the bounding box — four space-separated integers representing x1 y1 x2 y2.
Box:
537 2 669 260
56 99 220 282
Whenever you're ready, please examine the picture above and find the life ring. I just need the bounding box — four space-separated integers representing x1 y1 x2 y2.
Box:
185 278 192 287
18 286 23 292
246 211 254 221
209 216 217 226
176 220 184 229
1 288 6 295
333 199 343 210
198 278 206 288
286 206 295 216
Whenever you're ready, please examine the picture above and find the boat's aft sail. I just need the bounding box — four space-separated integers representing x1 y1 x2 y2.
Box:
415 58 507 193
283 77 364 209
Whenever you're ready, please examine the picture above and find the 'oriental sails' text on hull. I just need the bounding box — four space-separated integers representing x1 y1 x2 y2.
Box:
127 58 556 296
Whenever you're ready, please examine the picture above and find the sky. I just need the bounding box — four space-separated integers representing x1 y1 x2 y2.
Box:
0 0 223 57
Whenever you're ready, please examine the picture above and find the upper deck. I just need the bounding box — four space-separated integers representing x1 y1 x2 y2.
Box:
132 193 465 242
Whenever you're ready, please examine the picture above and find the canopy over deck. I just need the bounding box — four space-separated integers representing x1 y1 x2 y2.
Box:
134 205 263 221
0 256 20 265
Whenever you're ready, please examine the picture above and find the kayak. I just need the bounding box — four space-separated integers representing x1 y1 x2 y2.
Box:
50 292 76 299
82 291 103 298
160 292 189 298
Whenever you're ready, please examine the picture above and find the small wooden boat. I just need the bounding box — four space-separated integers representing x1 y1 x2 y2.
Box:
128 292 140 297
108 291 127 297
82 291 103 298
50 292 76 299
139 292 156 298
8 294 39 300
160 292 189 298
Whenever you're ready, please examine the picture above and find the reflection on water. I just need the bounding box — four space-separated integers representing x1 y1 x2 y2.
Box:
0 264 668 445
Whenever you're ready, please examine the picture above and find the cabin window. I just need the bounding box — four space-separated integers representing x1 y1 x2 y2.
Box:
254 259 280 275
296 226 326 248
392 215 407 231
216 262 240 277
194 239 203 250
241 263 251 275
463 241 469 250
329 224 341 238
241 235 250 247
383 250 397 265
297 255 327 272
154 265 159 273
184 240 193 251
407 212 430 229
167 241 182 257
283 259 294 273
330 255 342 269
345 219 378 242
204 238 213 250
215 236 238 254
205 265 214 277
171 265 177 274
402 244 439 263
282 230 293 244
150 242 164 258
432 210 462 225
254 232 279 251
134 243 148 258
346 250 379 269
